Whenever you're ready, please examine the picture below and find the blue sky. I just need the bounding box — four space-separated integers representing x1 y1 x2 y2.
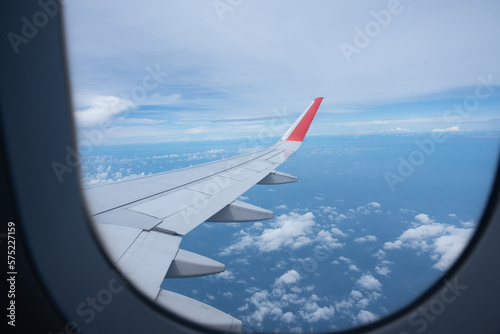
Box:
63 0 500 145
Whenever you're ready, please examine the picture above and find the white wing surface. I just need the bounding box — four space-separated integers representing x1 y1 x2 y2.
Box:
84 97 324 332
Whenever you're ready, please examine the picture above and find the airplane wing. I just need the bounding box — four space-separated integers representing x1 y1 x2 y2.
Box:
84 97 324 332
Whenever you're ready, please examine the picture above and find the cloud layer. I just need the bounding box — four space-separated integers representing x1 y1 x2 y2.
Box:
383 214 475 270
220 212 344 256
65 0 500 143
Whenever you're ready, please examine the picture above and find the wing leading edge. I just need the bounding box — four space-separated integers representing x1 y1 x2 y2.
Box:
85 97 324 332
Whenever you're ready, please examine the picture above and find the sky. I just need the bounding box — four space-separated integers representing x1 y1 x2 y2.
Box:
63 1 500 332
63 0 500 145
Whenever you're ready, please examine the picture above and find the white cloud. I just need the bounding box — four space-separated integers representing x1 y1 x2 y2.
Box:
214 270 235 281
243 290 275 327
116 117 166 125
383 240 403 250
373 249 386 260
281 312 295 323
356 274 382 291
220 212 318 255
356 310 379 324
251 222 264 230
75 95 136 128
375 266 391 277
415 213 433 224
383 214 475 271
81 164 151 187
357 202 382 215
275 204 288 210
186 126 206 134
432 126 460 132
400 208 415 214
399 224 446 246
274 270 301 286
354 235 377 243
232 258 250 266
337 256 352 264
237 304 249 312
242 285 318 328
389 127 415 133
152 153 179 159
315 230 343 249
334 289 382 322
241 266 340 329
461 220 475 228
337 214 348 221
320 206 338 215
349 264 360 272
350 290 363 299
330 227 347 237
270 307 283 318
305 285 315 293
357 298 370 308
432 228 474 270
299 302 335 323
219 234 254 256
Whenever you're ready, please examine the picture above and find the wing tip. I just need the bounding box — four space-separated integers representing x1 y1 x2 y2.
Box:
284 97 324 142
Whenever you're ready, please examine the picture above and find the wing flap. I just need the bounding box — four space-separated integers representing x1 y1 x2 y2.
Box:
93 223 143 262
115 230 181 300
243 160 276 172
128 188 210 220
93 208 162 230
224 166 260 181
187 176 241 195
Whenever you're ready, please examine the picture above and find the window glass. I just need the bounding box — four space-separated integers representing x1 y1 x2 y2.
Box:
63 1 500 332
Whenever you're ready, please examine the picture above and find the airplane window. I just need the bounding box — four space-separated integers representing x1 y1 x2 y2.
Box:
62 1 500 332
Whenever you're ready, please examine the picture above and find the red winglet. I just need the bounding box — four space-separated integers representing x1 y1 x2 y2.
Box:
286 97 323 142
